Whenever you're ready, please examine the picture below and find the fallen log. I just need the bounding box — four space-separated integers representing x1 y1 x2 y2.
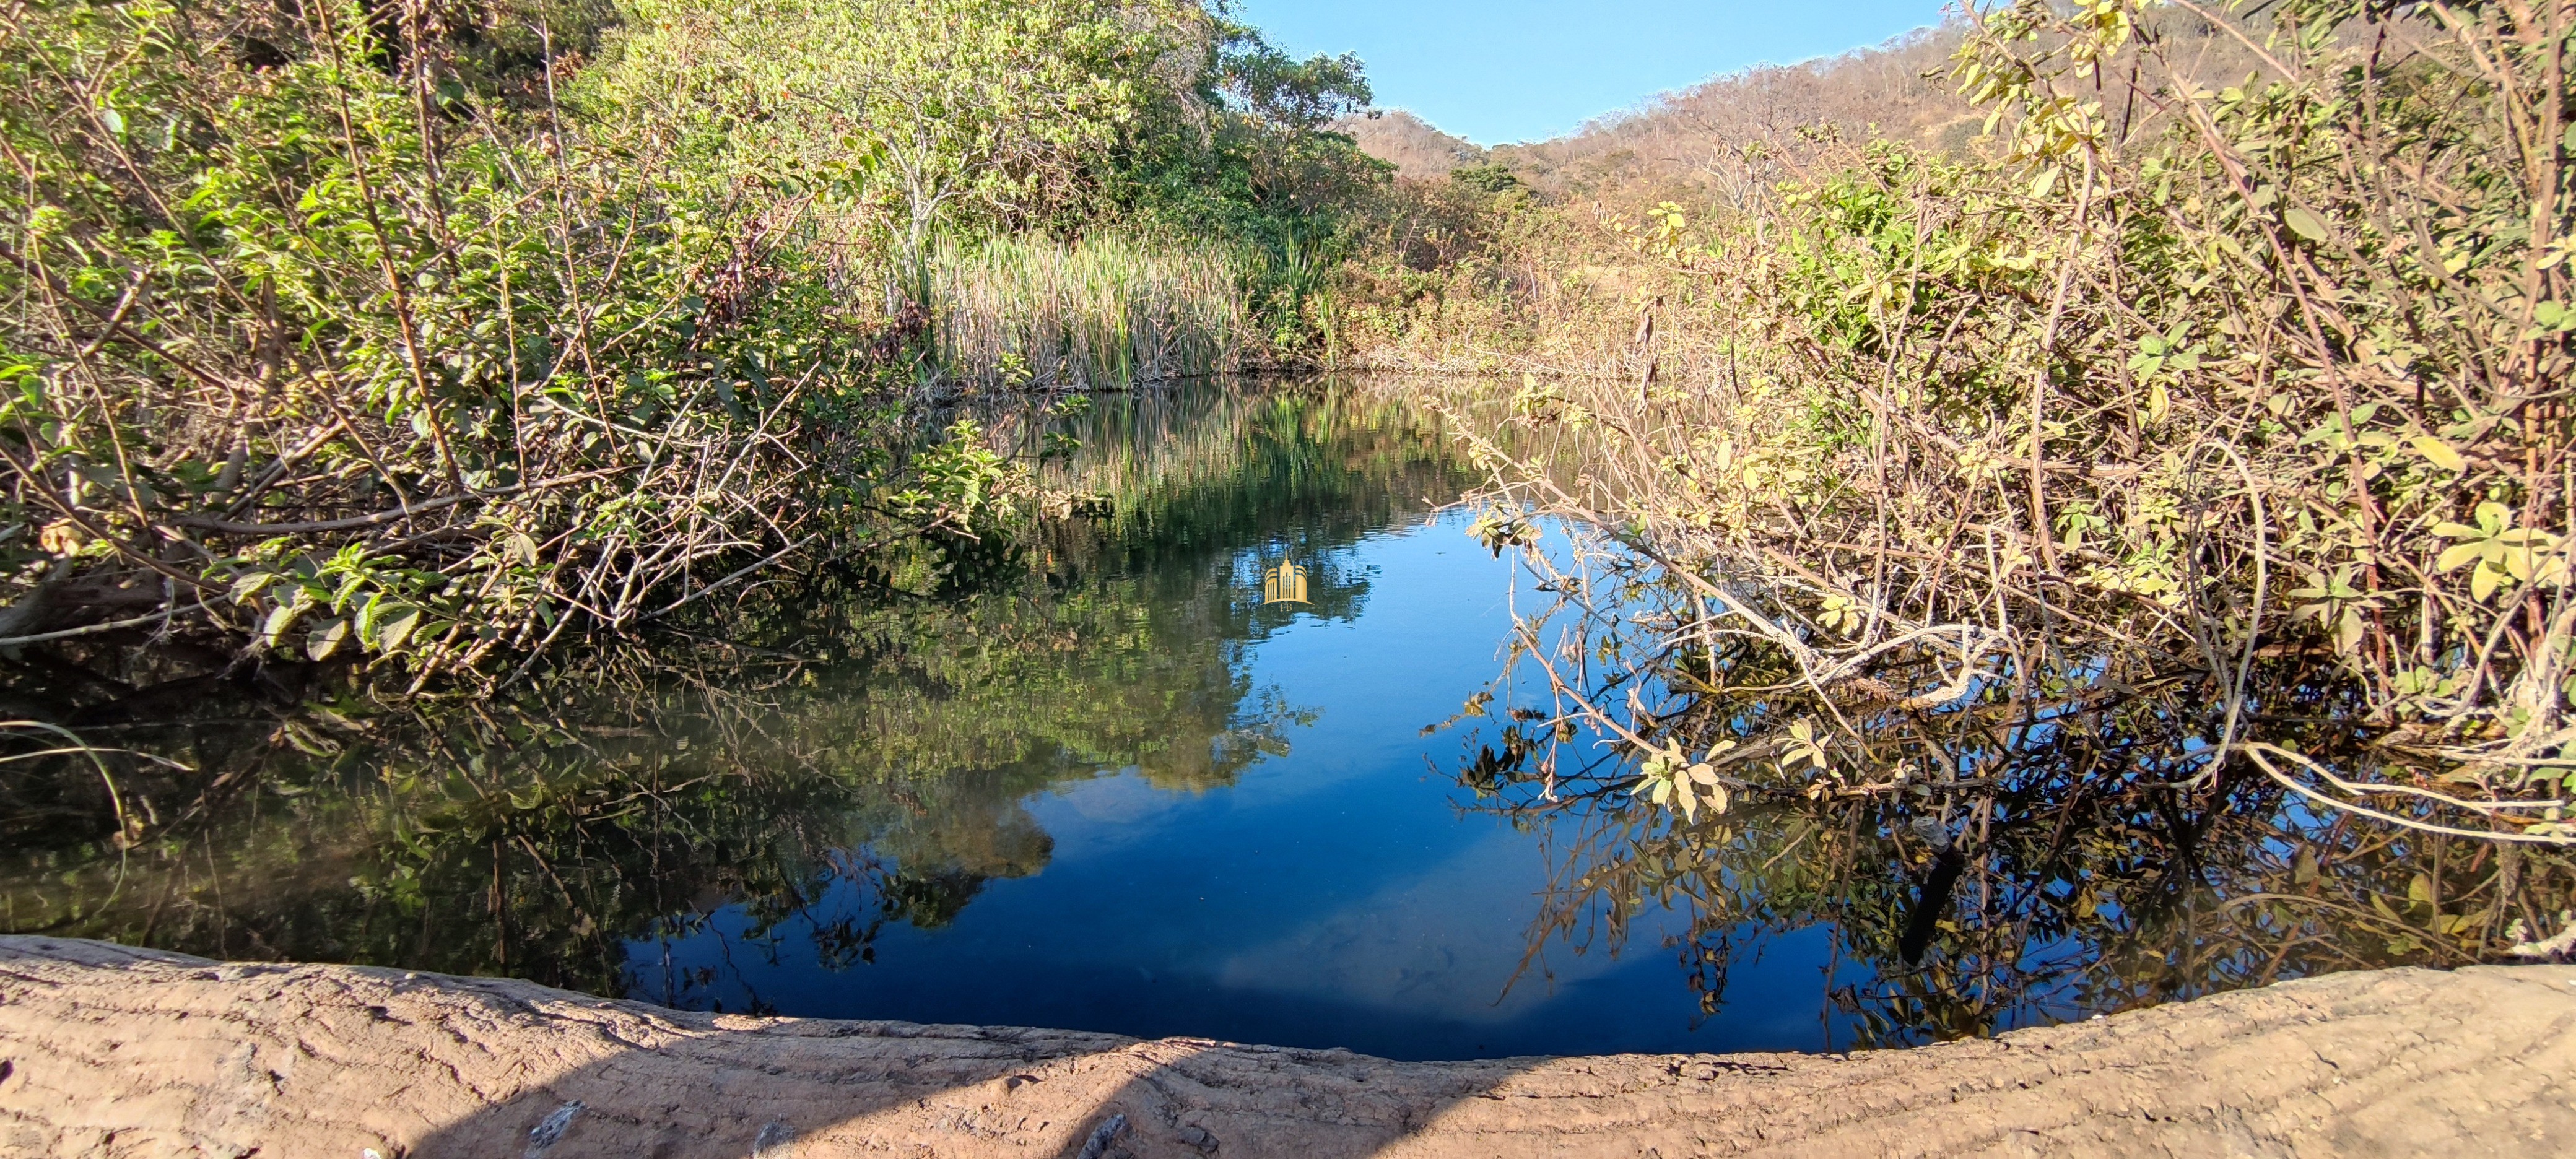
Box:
1 935 2570 1157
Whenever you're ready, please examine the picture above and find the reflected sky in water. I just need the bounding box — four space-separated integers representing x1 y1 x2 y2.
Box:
627 511 1864 1059
17 378 2524 1062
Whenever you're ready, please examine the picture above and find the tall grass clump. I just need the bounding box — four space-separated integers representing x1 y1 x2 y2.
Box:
929 234 1250 389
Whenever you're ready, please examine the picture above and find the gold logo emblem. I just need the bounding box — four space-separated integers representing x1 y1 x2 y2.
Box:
1261 560 1309 605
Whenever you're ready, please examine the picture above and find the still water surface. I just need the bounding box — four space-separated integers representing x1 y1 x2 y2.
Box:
625 508 1845 1059
3 378 2528 1061
605 381 1852 1057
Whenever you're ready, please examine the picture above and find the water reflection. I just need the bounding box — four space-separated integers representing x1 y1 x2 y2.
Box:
1450 526 2576 1050
2 376 2565 1062
0 380 1551 1044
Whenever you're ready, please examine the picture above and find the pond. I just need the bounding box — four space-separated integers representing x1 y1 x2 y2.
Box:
1 378 2552 1061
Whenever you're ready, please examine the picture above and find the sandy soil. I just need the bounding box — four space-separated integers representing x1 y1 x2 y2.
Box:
2 935 2572 1157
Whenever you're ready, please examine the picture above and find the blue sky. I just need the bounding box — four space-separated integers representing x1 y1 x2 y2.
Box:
1235 1 1950 145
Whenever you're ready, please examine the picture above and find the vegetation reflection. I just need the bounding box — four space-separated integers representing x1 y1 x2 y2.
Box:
1448 536 2576 1050
0 381 1468 1002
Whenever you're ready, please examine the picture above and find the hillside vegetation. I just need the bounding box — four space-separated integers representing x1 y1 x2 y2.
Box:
1339 109 1485 178
1344 0 2576 851
0 0 1381 686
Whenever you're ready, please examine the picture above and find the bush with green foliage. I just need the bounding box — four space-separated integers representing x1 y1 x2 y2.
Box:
1380 0 2576 844
0 0 1385 682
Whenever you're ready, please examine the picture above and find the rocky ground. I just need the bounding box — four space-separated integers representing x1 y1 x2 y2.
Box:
2 935 2572 1157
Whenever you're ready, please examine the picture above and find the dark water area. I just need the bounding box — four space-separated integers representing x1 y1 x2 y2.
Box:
2 378 2555 1061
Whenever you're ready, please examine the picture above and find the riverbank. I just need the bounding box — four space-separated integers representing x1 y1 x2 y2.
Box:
3 937 2570 1157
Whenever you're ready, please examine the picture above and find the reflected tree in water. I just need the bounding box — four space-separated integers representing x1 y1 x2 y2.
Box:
0 381 1466 1003
1441 531 2576 1049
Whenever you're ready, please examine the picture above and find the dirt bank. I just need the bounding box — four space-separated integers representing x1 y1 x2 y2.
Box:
2 936 2572 1157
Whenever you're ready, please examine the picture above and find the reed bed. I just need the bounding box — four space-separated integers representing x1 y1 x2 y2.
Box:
929 235 1250 389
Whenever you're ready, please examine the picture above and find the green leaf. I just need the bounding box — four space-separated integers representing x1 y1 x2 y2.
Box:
373 607 422 651
2435 542 2486 572
261 603 301 645
2282 207 2329 243
2409 436 2466 472
306 617 350 661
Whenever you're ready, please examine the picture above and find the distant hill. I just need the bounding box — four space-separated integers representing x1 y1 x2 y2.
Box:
1354 11 2279 206
1337 109 1487 179
1489 23 1968 201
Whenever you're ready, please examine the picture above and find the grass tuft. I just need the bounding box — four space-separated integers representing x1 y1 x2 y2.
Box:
928 233 1250 389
